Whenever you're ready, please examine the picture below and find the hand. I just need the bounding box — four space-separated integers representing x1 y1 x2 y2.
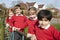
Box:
12 27 20 31
27 33 37 40
27 33 32 38
15 28 20 31
31 35 37 40
6 23 9 27
12 27 16 31
5 24 9 29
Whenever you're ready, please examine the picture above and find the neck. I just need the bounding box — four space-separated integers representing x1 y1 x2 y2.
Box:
39 24 50 29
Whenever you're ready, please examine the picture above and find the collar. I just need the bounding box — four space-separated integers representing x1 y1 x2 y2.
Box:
38 24 50 29
9 16 12 19
33 17 37 20
16 14 23 16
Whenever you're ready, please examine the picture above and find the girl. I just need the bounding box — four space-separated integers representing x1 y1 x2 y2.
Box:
5 9 14 40
26 7 38 40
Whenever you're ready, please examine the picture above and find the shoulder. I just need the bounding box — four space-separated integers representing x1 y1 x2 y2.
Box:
23 15 27 18
49 25 59 32
22 15 28 20
49 25 56 29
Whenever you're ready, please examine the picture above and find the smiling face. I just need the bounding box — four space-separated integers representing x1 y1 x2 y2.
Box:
9 13 14 17
39 18 50 28
15 7 22 15
8 9 14 17
29 9 37 19
28 7 37 16
29 9 36 15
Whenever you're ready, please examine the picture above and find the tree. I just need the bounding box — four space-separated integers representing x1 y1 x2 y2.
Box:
0 4 7 40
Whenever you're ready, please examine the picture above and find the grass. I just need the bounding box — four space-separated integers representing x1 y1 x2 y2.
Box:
0 20 5 40
53 24 60 31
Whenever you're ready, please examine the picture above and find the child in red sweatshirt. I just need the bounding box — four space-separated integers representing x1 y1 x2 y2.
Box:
26 7 38 40
11 5 27 32
11 5 27 40
6 9 14 32
34 10 60 40
5 9 14 40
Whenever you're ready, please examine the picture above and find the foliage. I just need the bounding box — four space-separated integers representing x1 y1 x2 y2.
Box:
53 24 60 31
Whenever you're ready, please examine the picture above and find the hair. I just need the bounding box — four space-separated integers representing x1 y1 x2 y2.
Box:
13 4 22 14
37 10 52 21
28 7 37 16
14 4 21 10
5 9 14 19
15 4 21 7
6 9 14 16
28 7 37 12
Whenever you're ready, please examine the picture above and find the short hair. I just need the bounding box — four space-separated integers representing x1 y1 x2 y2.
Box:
15 4 21 7
37 10 52 21
13 4 21 13
28 7 37 12
14 4 21 10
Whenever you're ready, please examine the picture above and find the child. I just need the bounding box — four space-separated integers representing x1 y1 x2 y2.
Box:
5 9 14 40
6 9 14 32
26 7 38 40
11 5 27 40
12 5 27 31
34 10 60 40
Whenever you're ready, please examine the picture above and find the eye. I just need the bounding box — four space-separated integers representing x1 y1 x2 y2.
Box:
45 20 48 21
39 20 42 21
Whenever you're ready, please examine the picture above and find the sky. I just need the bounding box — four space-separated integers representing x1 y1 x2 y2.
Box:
0 0 60 9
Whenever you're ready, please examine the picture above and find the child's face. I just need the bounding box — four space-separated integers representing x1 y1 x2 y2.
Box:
9 9 14 17
39 18 50 28
9 12 14 17
15 7 22 14
29 9 36 15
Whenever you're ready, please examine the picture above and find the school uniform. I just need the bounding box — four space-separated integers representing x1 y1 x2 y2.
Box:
6 17 14 40
34 24 60 40
11 14 27 32
6 17 13 32
11 14 27 40
26 15 38 38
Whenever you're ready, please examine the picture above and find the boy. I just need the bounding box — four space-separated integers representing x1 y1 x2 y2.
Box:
34 10 60 40
11 5 27 40
12 5 27 32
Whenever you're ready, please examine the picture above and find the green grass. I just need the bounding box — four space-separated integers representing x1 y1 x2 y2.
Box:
53 24 60 31
0 20 5 40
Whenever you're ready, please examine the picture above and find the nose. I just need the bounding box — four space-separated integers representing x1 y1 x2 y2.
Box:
40 21 45 25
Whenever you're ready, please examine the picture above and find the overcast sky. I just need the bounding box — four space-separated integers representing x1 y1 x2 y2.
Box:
0 0 60 9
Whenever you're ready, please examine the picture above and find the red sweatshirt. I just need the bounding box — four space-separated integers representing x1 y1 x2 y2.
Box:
11 15 27 32
34 25 60 40
6 17 13 32
26 19 38 34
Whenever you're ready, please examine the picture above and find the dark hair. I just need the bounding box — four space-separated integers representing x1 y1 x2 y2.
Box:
37 10 52 21
13 4 22 13
14 4 21 10
28 7 37 12
15 4 21 7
